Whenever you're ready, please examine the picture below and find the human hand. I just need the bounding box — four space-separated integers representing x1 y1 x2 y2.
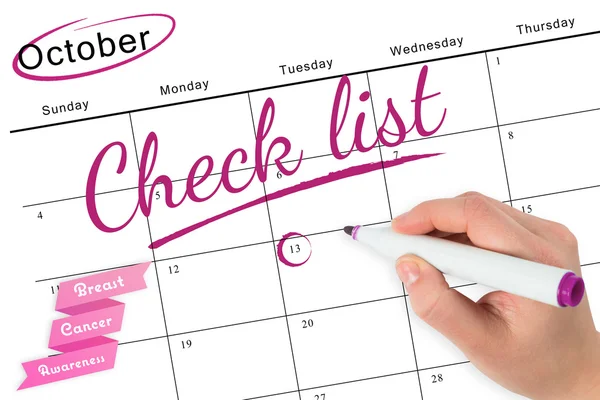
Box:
392 192 600 400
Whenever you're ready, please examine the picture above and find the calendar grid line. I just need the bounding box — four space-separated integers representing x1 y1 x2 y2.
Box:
286 283 479 317
400 262 424 398
291 295 404 317
247 93 302 399
509 183 600 202
156 239 274 262
49 280 482 358
242 389 299 400
484 52 513 207
34 204 600 284
300 360 472 391
242 360 472 400
20 123 492 209
22 103 600 209
581 261 600 267
11 6 600 399
498 106 600 127
366 73 424 400
33 220 386 283
400 125 497 143
35 261 143 282
171 315 287 338
36 245 600 285
20 148 358 208
9 29 600 134
119 334 168 346
418 360 472 371
366 72 394 220
128 113 181 400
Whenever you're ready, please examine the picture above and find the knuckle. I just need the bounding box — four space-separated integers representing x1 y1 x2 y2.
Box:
460 191 483 198
532 240 563 267
413 292 450 325
418 199 439 215
418 199 435 210
463 193 491 220
551 223 578 247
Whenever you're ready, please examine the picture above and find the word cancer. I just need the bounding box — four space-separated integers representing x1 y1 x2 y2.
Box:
60 317 113 337
86 65 446 246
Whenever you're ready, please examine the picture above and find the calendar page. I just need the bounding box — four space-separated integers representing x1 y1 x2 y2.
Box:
1 1 599 399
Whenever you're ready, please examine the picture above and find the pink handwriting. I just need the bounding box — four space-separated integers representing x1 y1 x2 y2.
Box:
86 65 447 246
277 232 313 267
330 65 446 158
150 153 441 248
86 98 302 232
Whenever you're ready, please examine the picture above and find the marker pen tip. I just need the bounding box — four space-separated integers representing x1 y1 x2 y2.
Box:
343 226 354 236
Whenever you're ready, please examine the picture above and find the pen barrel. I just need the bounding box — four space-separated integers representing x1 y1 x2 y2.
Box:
356 227 579 307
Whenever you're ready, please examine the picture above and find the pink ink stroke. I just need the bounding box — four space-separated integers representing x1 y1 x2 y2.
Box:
13 14 176 81
277 232 312 267
150 152 443 249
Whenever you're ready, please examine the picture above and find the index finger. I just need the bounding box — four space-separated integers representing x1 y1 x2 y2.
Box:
392 195 540 260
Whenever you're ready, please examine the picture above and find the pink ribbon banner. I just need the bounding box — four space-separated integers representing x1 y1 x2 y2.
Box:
18 262 150 390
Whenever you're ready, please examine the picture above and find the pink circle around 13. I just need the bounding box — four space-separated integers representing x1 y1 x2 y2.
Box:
276 232 312 267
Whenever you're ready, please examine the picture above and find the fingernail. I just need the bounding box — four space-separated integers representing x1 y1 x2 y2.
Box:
396 260 420 287
393 212 408 224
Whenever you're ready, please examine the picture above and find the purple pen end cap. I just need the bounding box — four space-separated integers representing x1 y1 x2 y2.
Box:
351 225 361 240
557 272 585 307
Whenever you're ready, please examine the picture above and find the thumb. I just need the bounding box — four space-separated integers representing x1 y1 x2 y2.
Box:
396 254 505 354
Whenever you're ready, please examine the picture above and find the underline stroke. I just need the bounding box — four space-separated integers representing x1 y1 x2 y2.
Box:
150 152 443 248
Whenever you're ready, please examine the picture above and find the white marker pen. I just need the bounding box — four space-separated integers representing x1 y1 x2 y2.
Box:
344 225 585 308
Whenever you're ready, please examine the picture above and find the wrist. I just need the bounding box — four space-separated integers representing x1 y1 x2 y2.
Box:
541 333 600 400
567 333 600 400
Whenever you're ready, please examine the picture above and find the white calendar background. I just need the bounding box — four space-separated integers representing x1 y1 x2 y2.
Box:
1 1 599 399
